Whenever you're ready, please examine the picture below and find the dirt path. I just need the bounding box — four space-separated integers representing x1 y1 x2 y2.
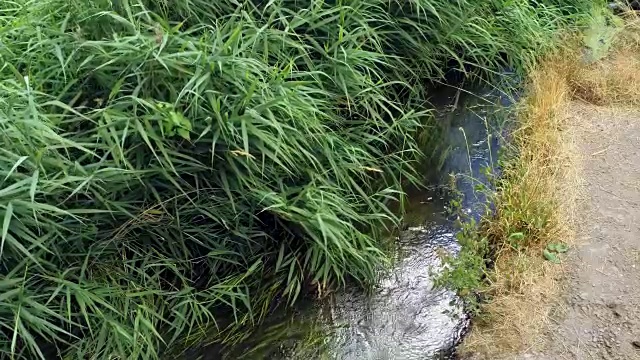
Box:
521 102 640 360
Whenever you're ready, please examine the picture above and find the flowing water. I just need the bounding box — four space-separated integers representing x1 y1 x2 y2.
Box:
198 80 516 360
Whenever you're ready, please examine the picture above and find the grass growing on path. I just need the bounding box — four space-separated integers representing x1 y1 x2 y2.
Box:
0 0 596 358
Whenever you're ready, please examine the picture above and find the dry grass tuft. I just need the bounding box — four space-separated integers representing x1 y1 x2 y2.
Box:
459 52 581 357
570 14 640 106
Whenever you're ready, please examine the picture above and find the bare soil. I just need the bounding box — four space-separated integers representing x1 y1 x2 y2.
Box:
516 102 640 360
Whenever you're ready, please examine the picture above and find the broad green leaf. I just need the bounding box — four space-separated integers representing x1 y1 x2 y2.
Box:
555 243 569 253
543 249 561 264
177 128 191 141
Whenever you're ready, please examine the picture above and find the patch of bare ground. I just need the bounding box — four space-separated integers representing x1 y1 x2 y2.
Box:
525 103 640 360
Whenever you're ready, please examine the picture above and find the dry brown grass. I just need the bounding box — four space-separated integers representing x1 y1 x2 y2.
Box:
570 13 640 106
461 15 640 359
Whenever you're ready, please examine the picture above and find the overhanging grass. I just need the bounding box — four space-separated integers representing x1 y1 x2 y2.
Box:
0 0 597 358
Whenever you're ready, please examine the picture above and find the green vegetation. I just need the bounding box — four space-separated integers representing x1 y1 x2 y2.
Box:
0 0 599 358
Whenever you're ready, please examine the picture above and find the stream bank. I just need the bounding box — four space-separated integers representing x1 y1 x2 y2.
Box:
469 14 640 360
196 78 519 360
457 12 640 358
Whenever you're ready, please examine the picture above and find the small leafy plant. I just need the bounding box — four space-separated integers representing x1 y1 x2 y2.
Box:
543 242 570 263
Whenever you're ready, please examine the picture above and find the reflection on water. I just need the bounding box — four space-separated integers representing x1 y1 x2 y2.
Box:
325 198 465 360
199 79 517 360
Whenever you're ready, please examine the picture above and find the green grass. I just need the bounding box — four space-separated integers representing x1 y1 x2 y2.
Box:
0 0 598 358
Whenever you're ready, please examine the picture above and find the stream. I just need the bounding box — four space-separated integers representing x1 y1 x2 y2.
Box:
197 79 517 360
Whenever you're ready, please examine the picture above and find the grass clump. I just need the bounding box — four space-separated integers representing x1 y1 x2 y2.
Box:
0 0 598 359
570 11 640 105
